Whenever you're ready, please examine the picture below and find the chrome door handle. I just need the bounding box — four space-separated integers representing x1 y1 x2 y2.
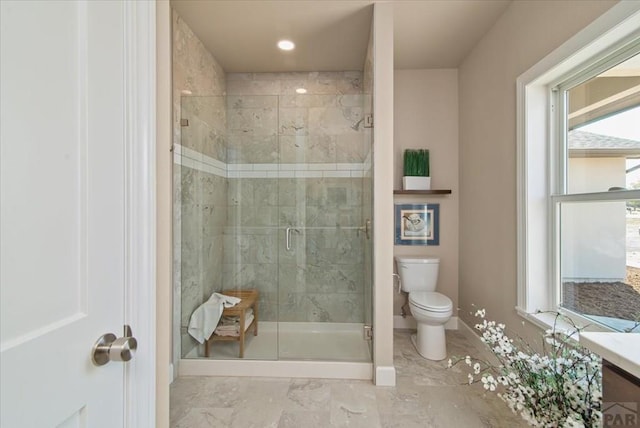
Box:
286 227 292 251
92 324 138 366
285 227 300 251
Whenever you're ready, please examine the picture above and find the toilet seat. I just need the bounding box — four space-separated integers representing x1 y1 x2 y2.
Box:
409 291 452 313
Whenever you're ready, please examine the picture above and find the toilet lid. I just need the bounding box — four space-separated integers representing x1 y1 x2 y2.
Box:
409 292 452 312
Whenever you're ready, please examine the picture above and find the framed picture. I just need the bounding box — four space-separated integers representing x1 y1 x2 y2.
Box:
394 204 440 246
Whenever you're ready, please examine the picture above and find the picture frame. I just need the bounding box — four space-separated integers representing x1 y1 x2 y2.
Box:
394 204 440 246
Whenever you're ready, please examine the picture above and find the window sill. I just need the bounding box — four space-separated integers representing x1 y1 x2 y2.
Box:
516 308 640 380
515 307 584 338
580 332 640 378
515 305 616 338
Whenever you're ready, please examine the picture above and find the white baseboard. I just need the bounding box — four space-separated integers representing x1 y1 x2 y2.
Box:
457 318 500 363
375 365 396 386
393 315 416 329
458 318 483 346
446 317 458 330
393 315 458 330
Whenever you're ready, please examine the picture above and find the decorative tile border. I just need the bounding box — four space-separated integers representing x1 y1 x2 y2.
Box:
174 144 371 179
174 144 227 177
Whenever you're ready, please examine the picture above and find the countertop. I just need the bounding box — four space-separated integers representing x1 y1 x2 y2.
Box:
580 332 640 378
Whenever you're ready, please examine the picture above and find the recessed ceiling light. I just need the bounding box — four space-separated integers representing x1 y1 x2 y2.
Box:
296 88 307 94
277 40 295 51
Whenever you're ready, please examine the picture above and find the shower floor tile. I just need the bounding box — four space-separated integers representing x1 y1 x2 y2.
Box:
204 322 371 361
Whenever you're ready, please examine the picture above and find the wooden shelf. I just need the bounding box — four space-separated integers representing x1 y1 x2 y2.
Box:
394 189 452 195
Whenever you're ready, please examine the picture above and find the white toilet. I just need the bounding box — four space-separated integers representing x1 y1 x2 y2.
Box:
395 256 452 361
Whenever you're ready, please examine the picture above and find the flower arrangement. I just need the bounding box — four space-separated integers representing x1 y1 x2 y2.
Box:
448 309 602 427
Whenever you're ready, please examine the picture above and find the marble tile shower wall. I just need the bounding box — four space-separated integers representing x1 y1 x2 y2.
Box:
173 10 227 358
224 72 368 323
180 165 226 356
178 98 228 356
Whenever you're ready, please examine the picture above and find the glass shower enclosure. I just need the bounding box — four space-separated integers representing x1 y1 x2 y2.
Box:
176 72 373 363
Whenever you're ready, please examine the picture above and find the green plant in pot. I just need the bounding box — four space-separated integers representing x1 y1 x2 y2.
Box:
403 149 431 190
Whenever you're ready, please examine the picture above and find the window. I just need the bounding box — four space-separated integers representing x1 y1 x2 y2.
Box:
517 4 640 333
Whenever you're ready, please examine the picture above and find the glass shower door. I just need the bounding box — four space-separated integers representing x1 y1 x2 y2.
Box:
178 94 281 360
224 94 280 360
178 95 230 359
177 86 373 362
276 88 373 362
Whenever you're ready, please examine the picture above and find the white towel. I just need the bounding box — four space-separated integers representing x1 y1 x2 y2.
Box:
187 292 242 344
214 313 255 337
209 292 242 308
218 308 254 327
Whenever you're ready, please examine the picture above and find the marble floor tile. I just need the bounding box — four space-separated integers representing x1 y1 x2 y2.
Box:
284 379 331 411
277 411 331 428
329 381 382 428
170 330 528 428
173 408 234 428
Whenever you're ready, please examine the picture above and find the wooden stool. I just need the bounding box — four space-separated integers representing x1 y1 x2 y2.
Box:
205 289 258 358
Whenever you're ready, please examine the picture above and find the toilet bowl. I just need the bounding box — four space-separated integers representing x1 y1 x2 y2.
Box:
395 257 452 361
408 291 452 360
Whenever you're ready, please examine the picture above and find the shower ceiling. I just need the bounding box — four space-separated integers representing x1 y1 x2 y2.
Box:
170 0 511 72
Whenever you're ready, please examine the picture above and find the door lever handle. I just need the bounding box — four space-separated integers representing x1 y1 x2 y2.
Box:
92 324 138 366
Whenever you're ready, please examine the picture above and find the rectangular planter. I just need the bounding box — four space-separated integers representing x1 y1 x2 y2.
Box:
403 176 431 190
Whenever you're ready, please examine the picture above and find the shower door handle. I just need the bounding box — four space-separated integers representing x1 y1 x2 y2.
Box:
285 227 300 251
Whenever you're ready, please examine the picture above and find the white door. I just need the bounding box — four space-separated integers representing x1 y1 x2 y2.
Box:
1 1 150 426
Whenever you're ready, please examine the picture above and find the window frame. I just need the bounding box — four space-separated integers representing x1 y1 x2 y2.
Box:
516 3 640 332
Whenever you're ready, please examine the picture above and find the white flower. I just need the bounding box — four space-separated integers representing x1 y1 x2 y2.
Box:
481 375 497 391
446 308 602 428
447 358 452 368
562 415 583 427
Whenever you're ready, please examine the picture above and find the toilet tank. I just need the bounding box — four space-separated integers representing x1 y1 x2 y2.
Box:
395 256 439 292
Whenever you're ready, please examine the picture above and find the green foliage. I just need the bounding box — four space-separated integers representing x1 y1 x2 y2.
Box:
403 149 430 177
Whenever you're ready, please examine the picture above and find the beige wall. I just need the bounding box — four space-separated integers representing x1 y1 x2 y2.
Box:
373 1 396 386
458 0 617 337
393 69 459 316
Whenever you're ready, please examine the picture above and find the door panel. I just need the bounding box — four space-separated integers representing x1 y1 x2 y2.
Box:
1 1 125 426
